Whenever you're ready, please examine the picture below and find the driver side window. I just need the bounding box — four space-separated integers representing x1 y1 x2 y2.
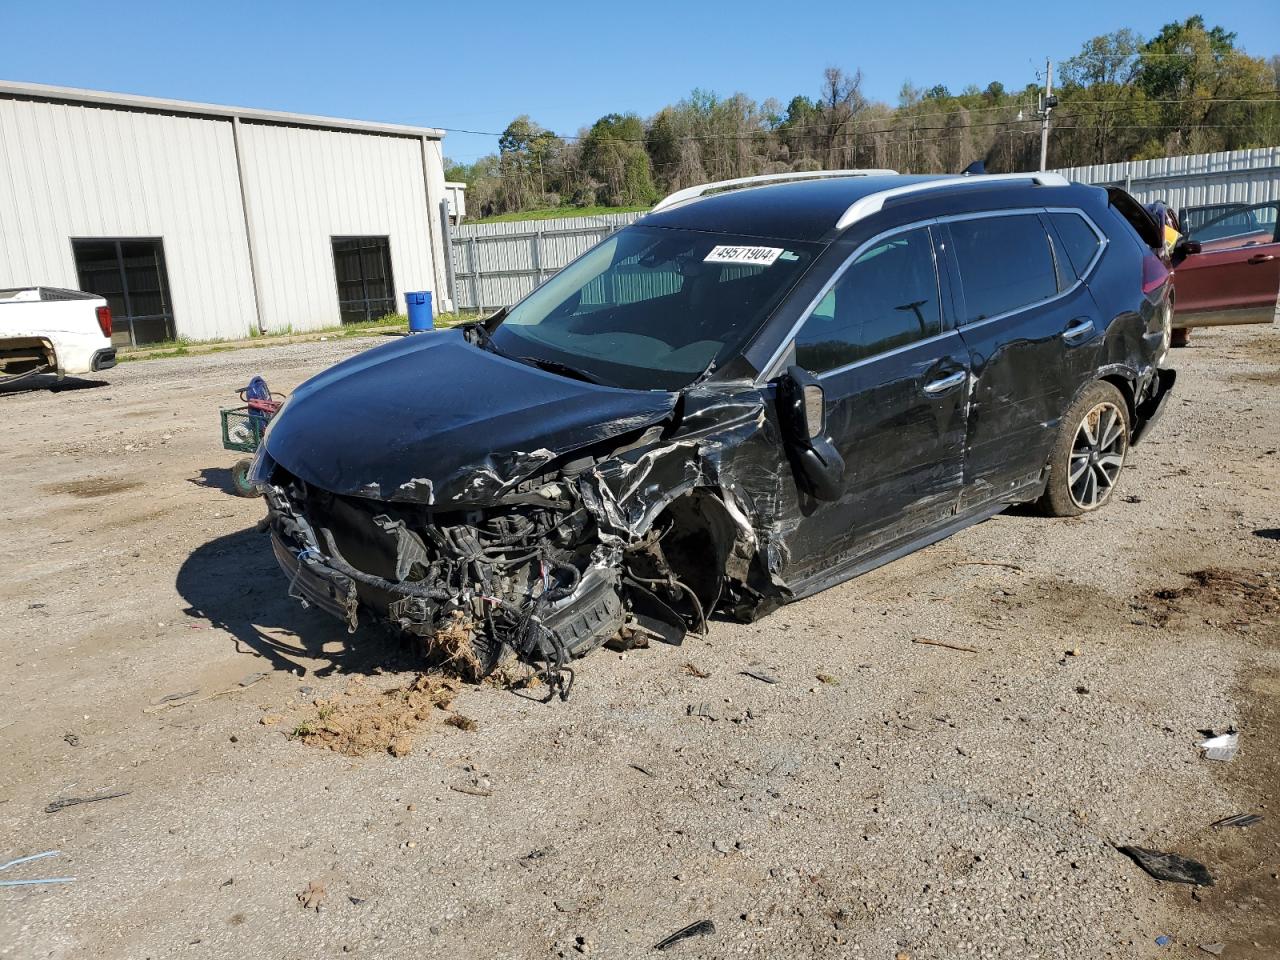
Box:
794 227 942 373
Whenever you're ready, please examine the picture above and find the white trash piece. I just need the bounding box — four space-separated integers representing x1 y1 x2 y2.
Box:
1200 731 1239 762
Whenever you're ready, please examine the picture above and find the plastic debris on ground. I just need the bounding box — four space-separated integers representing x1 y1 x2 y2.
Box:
1211 812 1263 829
1116 845 1214 886
654 919 716 951
1198 944 1226 956
1200 731 1239 762
0 849 76 887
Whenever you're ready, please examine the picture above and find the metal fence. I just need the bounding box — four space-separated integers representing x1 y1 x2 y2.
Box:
446 147 1280 311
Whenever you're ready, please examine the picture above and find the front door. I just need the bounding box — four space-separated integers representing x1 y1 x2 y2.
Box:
783 224 971 581
1176 201 1280 327
941 212 1078 504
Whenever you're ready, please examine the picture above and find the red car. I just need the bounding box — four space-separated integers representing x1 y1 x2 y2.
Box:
1171 200 1280 346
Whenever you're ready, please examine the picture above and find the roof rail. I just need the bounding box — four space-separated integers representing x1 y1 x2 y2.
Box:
834 172 1071 230
652 169 899 213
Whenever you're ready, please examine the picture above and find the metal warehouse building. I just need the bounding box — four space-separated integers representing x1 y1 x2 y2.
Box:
0 80 451 346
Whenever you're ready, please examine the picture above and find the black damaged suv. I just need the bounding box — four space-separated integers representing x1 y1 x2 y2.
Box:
255 171 1176 692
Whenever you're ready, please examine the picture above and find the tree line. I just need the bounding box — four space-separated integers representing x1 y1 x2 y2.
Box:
445 16 1280 219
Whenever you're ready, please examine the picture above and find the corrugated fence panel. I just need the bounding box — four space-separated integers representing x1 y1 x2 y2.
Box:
0 96 257 341
238 122 436 333
449 149 1280 311
450 213 643 310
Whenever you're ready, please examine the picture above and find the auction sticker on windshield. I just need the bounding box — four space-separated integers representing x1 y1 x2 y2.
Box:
704 245 784 266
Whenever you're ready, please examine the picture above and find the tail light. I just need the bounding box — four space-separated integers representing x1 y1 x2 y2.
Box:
1141 251 1170 295
95 305 112 338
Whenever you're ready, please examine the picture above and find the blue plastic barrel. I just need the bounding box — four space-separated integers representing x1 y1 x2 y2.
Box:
405 290 433 332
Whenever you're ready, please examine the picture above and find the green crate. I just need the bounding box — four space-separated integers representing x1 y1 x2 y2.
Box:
220 405 268 453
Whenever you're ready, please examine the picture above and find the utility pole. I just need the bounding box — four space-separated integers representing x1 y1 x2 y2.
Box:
1038 58 1057 171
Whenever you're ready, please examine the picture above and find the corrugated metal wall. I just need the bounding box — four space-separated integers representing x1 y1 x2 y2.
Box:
1054 147 1280 210
449 147 1280 311
0 96 258 341
450 214 642 310
237 122 437 334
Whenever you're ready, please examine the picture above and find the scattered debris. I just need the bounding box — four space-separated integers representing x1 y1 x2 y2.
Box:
62 732 79 747
1140 567 1280 627
952 560 1024 571
911 637 977 654
816 673 839 685
1211 813 1262 829
0 850 75 887
44 790 130 814
1116 845 1214 886
628 763 656 778
297 880 326 912
686 703 720 720
1066 647 1081 657
1156 935 1171 947
151 688 200 706
682 662 711 678
1199 943 1225 956
450 784 493 798
289 674 460 757
1200 732 1239 762
444 713 477 732
238 671 268 687
742 668 779 684
654 918 716 951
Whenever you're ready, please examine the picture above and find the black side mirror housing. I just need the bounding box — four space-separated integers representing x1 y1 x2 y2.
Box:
1172 239 1201 267
777 365 845 501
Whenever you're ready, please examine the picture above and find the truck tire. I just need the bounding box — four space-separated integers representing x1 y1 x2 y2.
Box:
1038 381 1130 517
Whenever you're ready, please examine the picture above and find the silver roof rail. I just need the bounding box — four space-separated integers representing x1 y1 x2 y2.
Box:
834 172 1071 230
652 169 899 213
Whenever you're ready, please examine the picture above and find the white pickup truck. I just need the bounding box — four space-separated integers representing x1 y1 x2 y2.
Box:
0 286 117 382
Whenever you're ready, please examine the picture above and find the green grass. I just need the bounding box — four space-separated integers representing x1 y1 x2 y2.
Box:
471 204 650 224
116 311 486 362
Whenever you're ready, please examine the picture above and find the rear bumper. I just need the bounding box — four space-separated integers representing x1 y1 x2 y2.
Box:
91 348 117 371
1131 367 1176 445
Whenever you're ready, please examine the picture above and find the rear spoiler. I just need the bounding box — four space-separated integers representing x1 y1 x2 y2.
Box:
1107 187 1162 249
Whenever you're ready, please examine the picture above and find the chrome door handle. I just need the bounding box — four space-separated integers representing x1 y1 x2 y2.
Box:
1248 253 1275 264
923 370 966 395
1063 318 1094 343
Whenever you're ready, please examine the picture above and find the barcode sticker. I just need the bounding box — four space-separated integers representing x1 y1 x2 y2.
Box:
704 245 784 266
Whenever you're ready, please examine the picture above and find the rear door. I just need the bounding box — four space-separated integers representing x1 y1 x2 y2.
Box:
1176 201 1280 326
783 224 971 576
942 211 1085 506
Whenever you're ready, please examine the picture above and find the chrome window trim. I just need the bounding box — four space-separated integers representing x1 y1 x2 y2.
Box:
759 206 1108 382
813 329 956 381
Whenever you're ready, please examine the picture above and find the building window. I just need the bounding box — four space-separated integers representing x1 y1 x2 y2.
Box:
71 238 176 346
332 236 396 324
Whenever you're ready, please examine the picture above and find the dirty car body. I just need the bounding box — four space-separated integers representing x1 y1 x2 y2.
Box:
255 172 1175 690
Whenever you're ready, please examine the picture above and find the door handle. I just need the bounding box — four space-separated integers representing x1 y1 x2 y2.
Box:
922 370 966 395
1248 253 1275 264
1062 318 1094 343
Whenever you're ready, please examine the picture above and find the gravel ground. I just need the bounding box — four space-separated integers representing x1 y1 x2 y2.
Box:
0 327 1277 960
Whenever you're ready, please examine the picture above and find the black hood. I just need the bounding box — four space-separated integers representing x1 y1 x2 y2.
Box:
263 330 678 506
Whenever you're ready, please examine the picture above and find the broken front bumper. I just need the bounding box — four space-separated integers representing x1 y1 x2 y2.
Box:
270 531 360 630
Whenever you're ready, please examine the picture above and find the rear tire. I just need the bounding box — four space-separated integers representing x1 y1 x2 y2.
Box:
1171 327 1192 348
1038 381 1130 518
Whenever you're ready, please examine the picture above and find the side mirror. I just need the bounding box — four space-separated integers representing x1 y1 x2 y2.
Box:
777 365 845 501
1171 239 1201 267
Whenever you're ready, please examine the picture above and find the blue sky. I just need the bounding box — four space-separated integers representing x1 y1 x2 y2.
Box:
4 0 1278 164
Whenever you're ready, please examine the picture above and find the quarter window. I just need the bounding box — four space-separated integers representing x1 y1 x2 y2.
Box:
1049 212 1103 280
332 236 396 324
949 215 1058 323
794 227 942 373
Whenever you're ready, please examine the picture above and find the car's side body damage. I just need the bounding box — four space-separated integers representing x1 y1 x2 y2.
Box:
255 174 1176 693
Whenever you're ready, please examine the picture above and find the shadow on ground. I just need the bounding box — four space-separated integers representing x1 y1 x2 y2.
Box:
176 526 414 679
189 466 239 496
0 374 110 397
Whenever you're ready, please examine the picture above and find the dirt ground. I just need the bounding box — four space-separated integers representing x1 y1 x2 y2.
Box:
1 326 1278 960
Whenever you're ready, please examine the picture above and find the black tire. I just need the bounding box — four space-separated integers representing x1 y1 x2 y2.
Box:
231 458 259 498
1171 327 1192 348
1039 381 1130 517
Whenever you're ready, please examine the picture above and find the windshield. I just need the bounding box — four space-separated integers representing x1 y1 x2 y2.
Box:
488 225 822 390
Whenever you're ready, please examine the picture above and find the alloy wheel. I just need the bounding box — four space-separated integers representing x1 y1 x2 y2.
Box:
1069 401 1127 510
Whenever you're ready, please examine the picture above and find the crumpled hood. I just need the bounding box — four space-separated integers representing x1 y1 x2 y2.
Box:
263 330 678 505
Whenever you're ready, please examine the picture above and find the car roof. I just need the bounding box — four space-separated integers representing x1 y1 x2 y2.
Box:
640 173 1078 243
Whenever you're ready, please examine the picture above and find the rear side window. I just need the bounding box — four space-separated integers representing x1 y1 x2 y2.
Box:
1049 212 1103 279
949 215 1058 323
794 226 942 372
